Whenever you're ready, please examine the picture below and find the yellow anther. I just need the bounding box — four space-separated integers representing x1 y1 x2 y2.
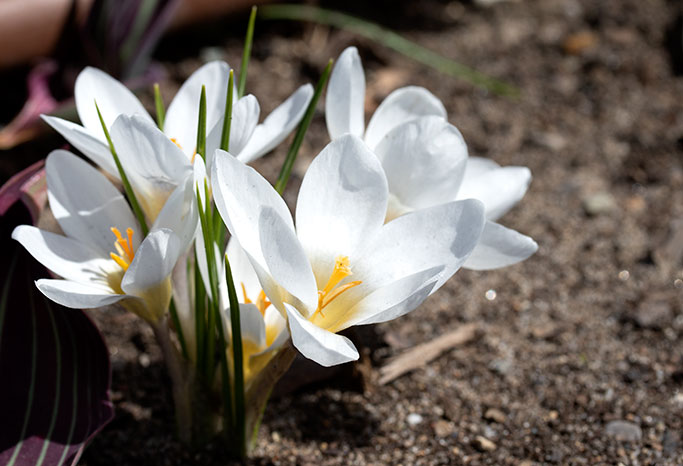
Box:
313 256 362 319
110 227 136 271
170 138 182 149
241 283 252 304
241 283 271 316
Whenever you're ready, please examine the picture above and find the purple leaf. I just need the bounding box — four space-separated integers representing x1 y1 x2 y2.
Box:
0 165 114 466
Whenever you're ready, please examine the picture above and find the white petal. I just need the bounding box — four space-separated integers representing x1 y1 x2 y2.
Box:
74 67 153 138
258 207 318 314
227 237 261 302
151 175 198 252
364 86 447 150
343 268 441 329
375 116 468 211
325 47 365 140
121 229 181 299
234 303 266 348
12 225 113 286
238 84 314 163
211 148 295 268
463 156 499 179
110 115 193 222
205 94 261 170
41 115 119 178
296 134 387 283
46 150 138 256
36 278 125 309
285 303 359 367
464 221 538 270
354 199 485 292
457 166 531 221
164 61 231 157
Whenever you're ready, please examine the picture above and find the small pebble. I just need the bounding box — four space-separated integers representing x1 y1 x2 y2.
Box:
407 413 423 426
484 408 507 424
582 192 617 216
433 420 454 437
634 301 673 329
605 420 642 442
473 435 497 452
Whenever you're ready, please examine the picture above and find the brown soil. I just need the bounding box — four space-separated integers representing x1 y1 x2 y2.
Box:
4 0 683 464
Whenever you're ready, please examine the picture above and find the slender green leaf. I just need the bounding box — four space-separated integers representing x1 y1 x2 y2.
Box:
260 4 519 97
275 59 333 194
238 6 258 99
153 83 166 130
95 101 149 235
220 70 235 153
196 86 207 162
224 255 245 457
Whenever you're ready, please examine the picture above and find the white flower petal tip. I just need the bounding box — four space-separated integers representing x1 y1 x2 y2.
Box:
74 66 153 137
285 304 359 367
458 165 532 221
326 46 366 140
238 84 315 163
35 279 125 309
364 86 447 150
464 221 538 271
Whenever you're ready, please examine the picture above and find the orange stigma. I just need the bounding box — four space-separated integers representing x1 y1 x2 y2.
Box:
109 227 136 270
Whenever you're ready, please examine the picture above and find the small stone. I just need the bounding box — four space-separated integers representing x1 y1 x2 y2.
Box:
433 420 454 437
563 30 598 55
582 192 617 216
484 408 506 424
605 420 642 442
473 435 497 451
548 410 559 420
634 301 673 329
671 393 683 407
138 353 150 368
407 413 423 426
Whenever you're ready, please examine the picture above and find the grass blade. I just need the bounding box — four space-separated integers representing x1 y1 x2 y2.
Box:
275 59 333 194
154 83 166 130
260 4 519 97
224 255 245 457
220 70 235 152
196 85 207 162
238 6 258 99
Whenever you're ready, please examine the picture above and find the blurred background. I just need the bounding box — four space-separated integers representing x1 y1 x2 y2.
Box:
1 0 682 464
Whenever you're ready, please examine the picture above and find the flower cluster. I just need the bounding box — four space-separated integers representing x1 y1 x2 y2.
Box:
13 45 536 454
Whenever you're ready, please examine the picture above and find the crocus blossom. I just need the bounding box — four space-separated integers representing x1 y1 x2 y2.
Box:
211 134 485 367
326 46 537 271
42 61 313 175
12 150 196 323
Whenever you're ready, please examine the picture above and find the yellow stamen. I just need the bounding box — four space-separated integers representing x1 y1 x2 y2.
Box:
110 227 136 271
313 256 362 319
241 283 252 304
170 138 182 149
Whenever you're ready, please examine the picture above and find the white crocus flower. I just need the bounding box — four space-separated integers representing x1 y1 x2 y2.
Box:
326 46 537 270
41 61 313 176
211 134 485 367
12 150 197 323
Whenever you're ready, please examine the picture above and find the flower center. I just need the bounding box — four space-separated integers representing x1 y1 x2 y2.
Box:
241 283 271 316
109 227 136 271
312 256 362 319
170 137 199 163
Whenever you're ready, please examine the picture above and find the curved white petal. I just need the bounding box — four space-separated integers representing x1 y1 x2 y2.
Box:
36 278 125 309
41 115 119 178
205 94 261 167
74 67 153 138
211 148 295 269
234 303 266 348
296 134 387 283
121 228 181 298
463 156 500 179
164 61 231 157
238 84 314 163
151 175 198 252
464 221 538 270
12 225 114 286
285 303 359 367
46 150 139 256
342 267 442 329
110 115 193 222
364 86 447 150
375 116 468 212
258 207 318 314
457 166 531 221
227 237 261 302
325 47 366 140
354 199 485 292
